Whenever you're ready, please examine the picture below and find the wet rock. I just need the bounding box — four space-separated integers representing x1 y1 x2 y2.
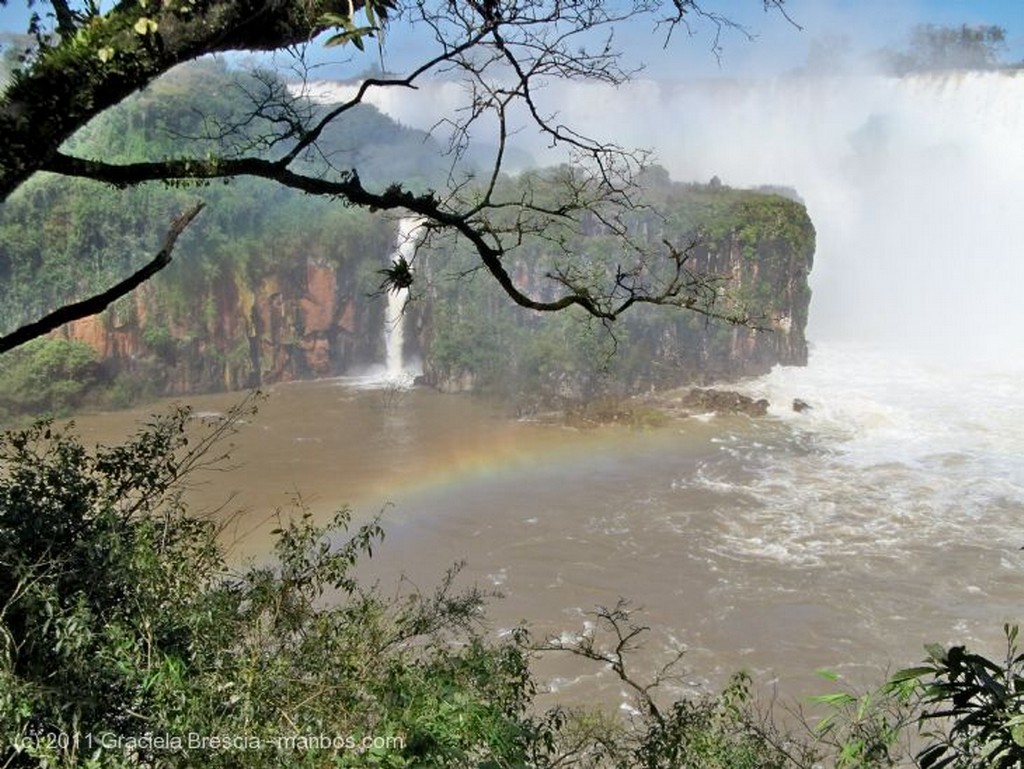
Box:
680 388 769 417
792 398 811 413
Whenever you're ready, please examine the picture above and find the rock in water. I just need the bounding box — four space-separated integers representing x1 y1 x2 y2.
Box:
681 388 769 417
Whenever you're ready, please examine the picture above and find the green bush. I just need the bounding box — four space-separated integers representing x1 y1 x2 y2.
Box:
0 398 537 767
888 625 1024 768
141 325 178 363
810 625 1024 769
0 338 99 419
811 670 916 767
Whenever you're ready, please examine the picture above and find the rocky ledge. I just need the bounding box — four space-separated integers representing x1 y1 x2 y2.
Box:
675 388 770 417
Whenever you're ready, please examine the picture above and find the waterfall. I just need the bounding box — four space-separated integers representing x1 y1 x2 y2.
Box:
628 71 1024 362
383 217 422 382
631 72 1024 484
384 287 407 379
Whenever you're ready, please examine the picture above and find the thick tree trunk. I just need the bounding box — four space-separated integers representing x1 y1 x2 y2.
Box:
0 0 353 201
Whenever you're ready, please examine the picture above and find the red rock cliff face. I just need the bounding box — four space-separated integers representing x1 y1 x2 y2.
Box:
57 205 811 400
59 254 389 396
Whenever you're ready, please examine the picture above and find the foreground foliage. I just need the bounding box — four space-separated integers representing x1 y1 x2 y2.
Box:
0 401 515 767
1 400 1020 767
812 626 1024 769
892 626 1024 768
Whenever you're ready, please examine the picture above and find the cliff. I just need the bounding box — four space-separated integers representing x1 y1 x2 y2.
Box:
420 181 814 401
57 259 381 393
0 60 814 411
0 59 446 406
3 180 813 411
50 212 408 397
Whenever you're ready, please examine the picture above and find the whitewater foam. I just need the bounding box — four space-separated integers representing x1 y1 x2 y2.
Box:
687 341 1024 566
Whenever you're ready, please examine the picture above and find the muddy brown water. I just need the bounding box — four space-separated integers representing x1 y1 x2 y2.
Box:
54 354 1024 713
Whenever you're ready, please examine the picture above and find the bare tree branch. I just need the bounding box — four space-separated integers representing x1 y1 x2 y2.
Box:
538 599 688 728
44 150 753 326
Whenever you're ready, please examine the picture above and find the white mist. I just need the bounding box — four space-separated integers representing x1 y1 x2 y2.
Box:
628 72 1024 363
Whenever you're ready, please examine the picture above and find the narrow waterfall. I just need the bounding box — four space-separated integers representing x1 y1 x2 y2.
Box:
383 217 422 381
384 288 407 379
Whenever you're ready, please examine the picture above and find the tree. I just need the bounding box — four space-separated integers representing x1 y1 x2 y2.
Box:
884 23 1008 74
0 0 795 353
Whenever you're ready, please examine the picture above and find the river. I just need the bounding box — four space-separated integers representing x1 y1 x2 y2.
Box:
63 338 1024 710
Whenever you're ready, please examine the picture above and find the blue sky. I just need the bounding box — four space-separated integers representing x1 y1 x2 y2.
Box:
2 0 1024 78
695 0 1024 75
290 0 1024 81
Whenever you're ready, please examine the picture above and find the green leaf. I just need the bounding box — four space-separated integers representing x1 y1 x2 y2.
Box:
1012 723 1024 746
810 692 856 707
320 11 352 25
889 666 936 683
918 743 948 769
133 16 157 35
323 24 377 48
925 643 948 662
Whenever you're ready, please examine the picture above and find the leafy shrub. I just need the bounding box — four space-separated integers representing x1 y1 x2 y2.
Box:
0 397 537 767
811 625 1024 769
141 324 178 363
890 625 1024 768
812 670 916 767
0 338 99 419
